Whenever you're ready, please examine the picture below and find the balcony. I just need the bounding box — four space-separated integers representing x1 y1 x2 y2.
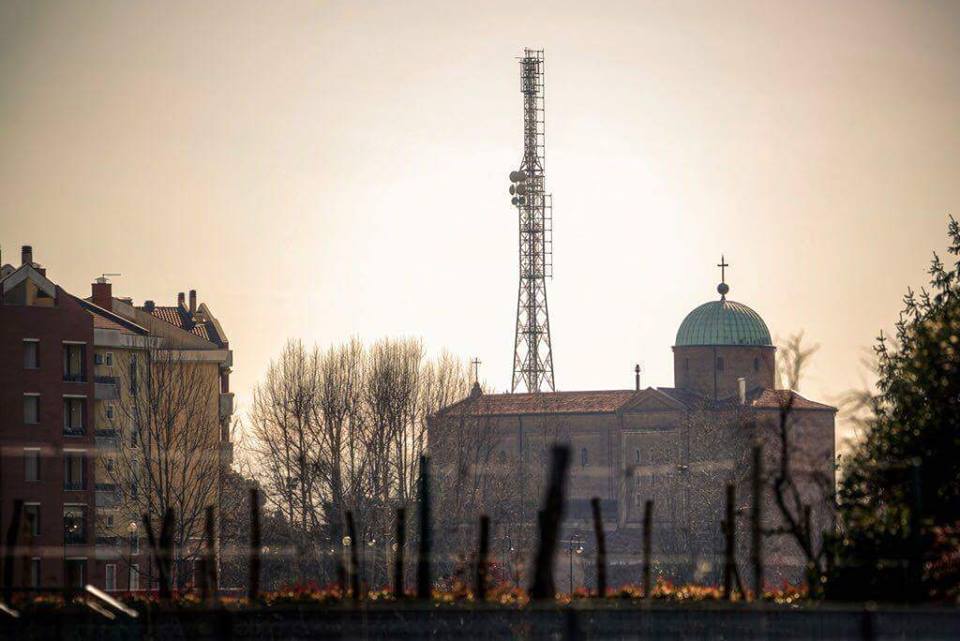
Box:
219 392 235 418
64 480 86 491
95 376 119 400
63 426 86 437
63 373 86 383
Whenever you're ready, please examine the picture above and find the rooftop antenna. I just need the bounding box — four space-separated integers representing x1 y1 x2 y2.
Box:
509 48 555 393
96 273 121 284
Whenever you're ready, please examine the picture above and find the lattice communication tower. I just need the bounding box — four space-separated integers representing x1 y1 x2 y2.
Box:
508 48 555 393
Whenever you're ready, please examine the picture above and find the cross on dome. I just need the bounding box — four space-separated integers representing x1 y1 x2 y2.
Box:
717 255 730 300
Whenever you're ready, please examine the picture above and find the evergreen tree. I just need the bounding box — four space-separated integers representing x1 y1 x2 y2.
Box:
836 217 960 601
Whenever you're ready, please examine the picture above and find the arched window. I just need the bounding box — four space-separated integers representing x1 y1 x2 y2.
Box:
753 357 760 372
580 447 588 467
716 357 724 371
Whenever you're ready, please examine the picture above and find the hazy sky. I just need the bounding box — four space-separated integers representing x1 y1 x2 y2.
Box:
3 1 959 445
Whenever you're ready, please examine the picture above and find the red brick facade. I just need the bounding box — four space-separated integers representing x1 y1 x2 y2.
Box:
0 286 97 590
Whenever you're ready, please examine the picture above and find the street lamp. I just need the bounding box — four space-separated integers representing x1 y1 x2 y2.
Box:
567 533 583 594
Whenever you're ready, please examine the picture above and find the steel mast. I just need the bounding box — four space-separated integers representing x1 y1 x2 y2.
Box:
508 48 555 393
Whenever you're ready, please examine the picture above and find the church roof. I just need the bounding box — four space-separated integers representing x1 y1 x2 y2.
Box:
432 387 834 418
675 298 772 347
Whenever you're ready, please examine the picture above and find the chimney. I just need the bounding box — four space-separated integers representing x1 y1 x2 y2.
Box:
189 289 197 314
91 277 113 311
177 292 186 309
634 364 641 391
144 300 155 312
21 245 32 266
738 377 747 405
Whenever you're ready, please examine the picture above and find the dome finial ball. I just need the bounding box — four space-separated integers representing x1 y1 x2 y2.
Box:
717 282 729 297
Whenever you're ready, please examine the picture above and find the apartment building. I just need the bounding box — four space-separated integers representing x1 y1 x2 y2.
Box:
0 246 233 592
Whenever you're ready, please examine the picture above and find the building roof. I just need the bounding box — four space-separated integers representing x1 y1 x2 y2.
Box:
143 305 222 344
675 298 772 347
434 386 834 418
74 297 150 335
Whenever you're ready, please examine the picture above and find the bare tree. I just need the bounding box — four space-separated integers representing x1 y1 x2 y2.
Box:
108 346 223 587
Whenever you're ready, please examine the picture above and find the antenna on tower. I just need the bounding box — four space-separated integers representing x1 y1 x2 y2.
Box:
509 48 555 393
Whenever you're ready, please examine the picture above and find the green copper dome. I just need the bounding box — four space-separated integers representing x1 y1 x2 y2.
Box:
675 298 772 347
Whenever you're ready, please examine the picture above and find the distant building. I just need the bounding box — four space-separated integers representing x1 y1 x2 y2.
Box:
429 273 836 587
0 245 233 593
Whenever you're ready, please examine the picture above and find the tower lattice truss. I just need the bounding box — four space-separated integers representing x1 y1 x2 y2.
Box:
509 49 555 393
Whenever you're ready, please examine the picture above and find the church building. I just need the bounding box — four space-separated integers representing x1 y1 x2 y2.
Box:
429 269 836 588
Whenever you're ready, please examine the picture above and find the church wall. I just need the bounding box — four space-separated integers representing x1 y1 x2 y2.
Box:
673 345 775 399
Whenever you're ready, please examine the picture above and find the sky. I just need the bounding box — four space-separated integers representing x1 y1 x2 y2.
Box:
2 0 959 446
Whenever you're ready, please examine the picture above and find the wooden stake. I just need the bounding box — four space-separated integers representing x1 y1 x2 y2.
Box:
345 511 360 603
642 500 653 599
529 446 571 600
475 515 490 601
393 507 405 599
590 498 607 598
751 445 763 600
248 488 261 602
416 455 432 600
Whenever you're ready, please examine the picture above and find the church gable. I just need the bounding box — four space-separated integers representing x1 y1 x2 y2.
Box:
620 387 688 413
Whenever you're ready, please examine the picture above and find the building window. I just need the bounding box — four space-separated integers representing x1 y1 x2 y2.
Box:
23 394 40 425
96 352 114 366
716 357 724 371
129 564 140 591
106 514 115 529
24 449 40 482
64 558 86 588
63 397 85 435
635 449 641 465
105 564 117 592
30 558 41 589
24 504 40 538
64 452 85 490
129 355 138 393
581 447 589 467
105 404 115 420
753 357 760 372
63 344 86 382
64 506 87 544
23 340 39 369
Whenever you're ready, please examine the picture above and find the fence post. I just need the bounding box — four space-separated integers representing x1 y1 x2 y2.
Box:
723 484 736 601
751 444 763 601
475 515 490 601
248 488 261 602
394 507 405 600
345 511 361 604
529 446 571 600
590 498 607 598
202 505 217 605
642 500 653 599
416 455 432 600
2 500 23 602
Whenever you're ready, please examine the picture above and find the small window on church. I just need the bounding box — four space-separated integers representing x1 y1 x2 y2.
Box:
635 449 641 465
716 357 724 371
580 448 588 467
753 357 760 372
